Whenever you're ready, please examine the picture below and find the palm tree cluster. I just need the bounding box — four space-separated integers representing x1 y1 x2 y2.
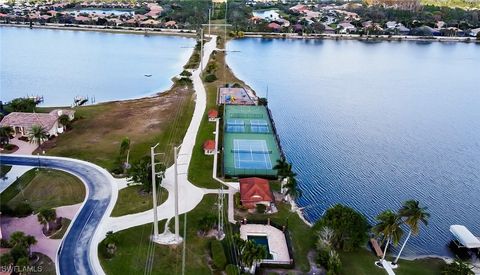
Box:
233 234 268 271
316 226 342 274
273 159 302 200
373 200 430 265
37 208 57 233
0 231 37 271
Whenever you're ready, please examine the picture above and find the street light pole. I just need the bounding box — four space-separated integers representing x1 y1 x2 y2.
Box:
151 144 160 239
174 145 181 243
200 28 204 71
208 7 211 37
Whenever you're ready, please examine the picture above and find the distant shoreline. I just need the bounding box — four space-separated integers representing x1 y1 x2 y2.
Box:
0 23 197 37
243 32 480 43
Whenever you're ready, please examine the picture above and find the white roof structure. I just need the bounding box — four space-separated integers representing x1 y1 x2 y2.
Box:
450 225 480 249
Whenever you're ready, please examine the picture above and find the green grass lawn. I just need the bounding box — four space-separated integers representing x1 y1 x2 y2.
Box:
111 185 168 217
1 168 85 212
99 195 218 275
339 249 446 275
244 201 316 272
50 218 71 239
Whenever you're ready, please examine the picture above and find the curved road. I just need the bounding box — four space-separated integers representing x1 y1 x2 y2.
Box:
0 154 116 275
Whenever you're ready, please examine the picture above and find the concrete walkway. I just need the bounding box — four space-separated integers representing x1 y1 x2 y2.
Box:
104 35 219 234
9 136 38 155
0 203 81 262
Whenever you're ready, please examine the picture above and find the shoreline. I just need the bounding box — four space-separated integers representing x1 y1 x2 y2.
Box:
242 32 480 43
0 22 197 37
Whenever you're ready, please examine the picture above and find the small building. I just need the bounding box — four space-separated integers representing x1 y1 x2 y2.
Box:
163 20 177 28
267 22 281 32
239 177 273 209
203 140 216 155
0 109 74 138
208 109 218 122
338 22 356 34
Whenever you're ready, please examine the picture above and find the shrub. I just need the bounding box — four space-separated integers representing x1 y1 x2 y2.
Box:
211 240 227 270
225 264 240 275
13 203 33 217
206 61 217 74
0 204 13 216
180 70 192 77
204 74 217 83
256 204 267 214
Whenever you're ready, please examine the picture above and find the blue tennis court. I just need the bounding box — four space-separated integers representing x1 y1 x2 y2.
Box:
250 119 269 133
226 119 245 133
233 139 272 169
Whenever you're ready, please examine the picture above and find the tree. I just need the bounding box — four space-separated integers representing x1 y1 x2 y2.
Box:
373 210 404 261
273 159 289 180
16 257 29 275
0 126 14 145
58 114 71 130
442 258 474 275
283 176 302 200
8 98 36 112
119 137 131 169
0 253 14 267
233 234 267 269
38 208 57 232
28 124 48 149
198 214 217 235
314 204 370 251
477 32 480 40
128 156 164 192
393 200 430 264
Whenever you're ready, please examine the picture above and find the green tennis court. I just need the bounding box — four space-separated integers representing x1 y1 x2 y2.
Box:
223 105 282 177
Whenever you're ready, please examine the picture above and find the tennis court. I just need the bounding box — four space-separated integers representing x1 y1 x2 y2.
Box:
223 105 282 177
233 139 272 169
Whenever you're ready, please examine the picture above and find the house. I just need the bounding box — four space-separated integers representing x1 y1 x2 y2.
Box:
239 177 274 209
208 109 218 122
140 19 160 28
469 27 480 37
267 22 281 32
323 24 335 34
163 20 177 28
289 4 308 13
0 109 75 138
385 21 397 29
203 140 216 155
74 15 91 24
338 22 356 33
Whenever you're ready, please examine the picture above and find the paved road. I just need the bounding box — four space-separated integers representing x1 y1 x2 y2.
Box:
0 154 115 275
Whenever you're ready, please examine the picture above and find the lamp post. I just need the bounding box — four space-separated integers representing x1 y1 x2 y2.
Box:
150 143 165 241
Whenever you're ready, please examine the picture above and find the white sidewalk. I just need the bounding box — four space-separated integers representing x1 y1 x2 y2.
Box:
103 35 219 234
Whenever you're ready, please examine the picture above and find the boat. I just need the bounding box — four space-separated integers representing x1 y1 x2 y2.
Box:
73 96 88 106
144 74 152 77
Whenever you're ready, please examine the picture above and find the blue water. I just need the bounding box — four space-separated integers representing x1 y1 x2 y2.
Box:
227 38 480 257
0 27 194 106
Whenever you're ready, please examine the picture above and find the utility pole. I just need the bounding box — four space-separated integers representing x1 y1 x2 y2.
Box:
208 7 211 37
200 28 204 71
174 145 181 243
217 187 225 240
150 143 165 241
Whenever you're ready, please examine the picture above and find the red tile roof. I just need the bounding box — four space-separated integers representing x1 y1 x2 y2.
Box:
0 112 57 130
239 177 273 207
203 140 216 150
208 109 218 118
267 22 281 30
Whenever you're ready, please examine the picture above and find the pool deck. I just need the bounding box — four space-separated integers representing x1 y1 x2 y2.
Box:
240 224 290 262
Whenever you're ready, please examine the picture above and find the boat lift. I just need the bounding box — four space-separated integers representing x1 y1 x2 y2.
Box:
450 225 480 249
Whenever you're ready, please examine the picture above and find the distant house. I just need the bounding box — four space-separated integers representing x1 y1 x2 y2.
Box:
163 20 177 28
203 140 216 155
323 24 335 34
469 28 480 37
338 22 356 33
208 109 218 122
140 19 160 28
267 22 281 32
239 177 274 209
385 21 397 29
74 15 91 24
289 4 308 13
0 110 74 138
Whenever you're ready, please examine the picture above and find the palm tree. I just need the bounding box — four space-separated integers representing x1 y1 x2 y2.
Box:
28 124 48 149
0 126 14 145
273 159 289 179
119 137 131 168
393 200 430 265
283 176 302 200
58 114 71 130
373 210 404 261
37 208 57 232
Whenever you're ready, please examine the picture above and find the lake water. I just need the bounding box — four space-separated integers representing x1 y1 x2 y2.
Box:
0 27 194 106
227 38 480 257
